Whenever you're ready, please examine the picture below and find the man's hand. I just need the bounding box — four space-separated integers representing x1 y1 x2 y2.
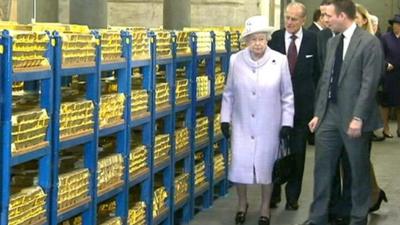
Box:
347 118 363 138
308 117 319 133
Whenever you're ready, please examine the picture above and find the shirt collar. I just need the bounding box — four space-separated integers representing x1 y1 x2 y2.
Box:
342 22 357 39
285 27 303 40
314 22 323 30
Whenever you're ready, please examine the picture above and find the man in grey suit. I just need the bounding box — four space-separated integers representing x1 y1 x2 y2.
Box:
303 0 384 225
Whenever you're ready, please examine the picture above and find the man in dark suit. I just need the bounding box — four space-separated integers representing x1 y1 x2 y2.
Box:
304 0 384 225
308 9 325 33
268 2 320 211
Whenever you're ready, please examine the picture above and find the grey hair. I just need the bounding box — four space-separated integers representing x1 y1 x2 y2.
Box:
287 2 307 18
244 32 272 43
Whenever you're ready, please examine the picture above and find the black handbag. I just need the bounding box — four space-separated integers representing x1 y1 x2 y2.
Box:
272 137 296 185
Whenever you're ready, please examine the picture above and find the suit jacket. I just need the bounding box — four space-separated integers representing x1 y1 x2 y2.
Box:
308 23 321 33
315 27 384 132
317 28 334 70
268 28 320 126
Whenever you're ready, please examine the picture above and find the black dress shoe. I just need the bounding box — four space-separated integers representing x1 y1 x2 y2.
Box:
270 197 281 208
285 202 299 210
369 189 388 213
258 216 270 225
331 216 350 225
235 203 249 225
371 133 385 142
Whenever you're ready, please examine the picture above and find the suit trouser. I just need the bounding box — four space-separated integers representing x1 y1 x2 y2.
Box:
329 148 352 219
272 124 308 204
309 104 371 225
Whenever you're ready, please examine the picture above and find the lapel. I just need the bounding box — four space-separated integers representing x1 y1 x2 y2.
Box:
279 30 286 54
297 31 308 63
338 27 362 84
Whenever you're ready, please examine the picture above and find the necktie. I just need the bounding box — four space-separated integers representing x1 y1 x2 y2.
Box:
287 35 297 76
328 34 344 103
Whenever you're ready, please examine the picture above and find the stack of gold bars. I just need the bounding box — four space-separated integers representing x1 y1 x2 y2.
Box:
195 116 209 143
214 31 226 52
60 100 94 139
129 145 148 177
12 82 24 93
98 200 116 219
213 114 222 137
152 29 171 58
176 31 191 56
183 28 211 53
100 217 123 225
175 79 189 104
175 127 189 154
60 216 82 225
194 152 207 190
128 201 146 225
230 29 241 51
8 186 46 225
174 172 189 204
155 83 170 110
131 89 149 117
59 25 97 67
196 76 210 99
130 27 150 60
215 70 226 95
154 134 170 164
214 153 225 180
97 154 124 193
11 109 49 155
58 168 90 212
99 30 122 62
153 186 168 218
10 30 50 71
99 93 125 128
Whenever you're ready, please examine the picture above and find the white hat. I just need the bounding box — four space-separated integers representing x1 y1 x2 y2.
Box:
241 16 274 40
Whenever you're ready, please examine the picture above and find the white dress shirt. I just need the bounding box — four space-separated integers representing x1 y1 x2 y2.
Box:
314 22 323 31
285 28 303 54
342 23 357 60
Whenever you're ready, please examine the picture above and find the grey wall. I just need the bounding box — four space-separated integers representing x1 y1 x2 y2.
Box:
297 0 400 32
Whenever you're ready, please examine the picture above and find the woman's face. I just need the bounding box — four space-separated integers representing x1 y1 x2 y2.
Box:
355 11 368 27
245 32 268 57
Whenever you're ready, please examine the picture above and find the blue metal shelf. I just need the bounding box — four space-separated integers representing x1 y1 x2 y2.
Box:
11 146 50 166
100 60 127 71
196 97 211 106
59 133 95 150
130 116 151 127
60 65 97 77
155 107 172 119
175 102 191 112
131 59 151 67
12 69 52 82
57 201 91 223
154 158 171 174
156 57 173 65
129 169 151 187
174 195 190 211
99 123 125 137
195 140 210 152
175 150 190 162
153 207 170 225
194 183 210 198
97 185 124 203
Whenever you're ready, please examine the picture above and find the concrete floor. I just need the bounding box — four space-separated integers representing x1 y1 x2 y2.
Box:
189 124 400 225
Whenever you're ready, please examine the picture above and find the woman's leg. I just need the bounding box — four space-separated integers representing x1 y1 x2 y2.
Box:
236 183 248 211
381 107 391 134
260 183 273 217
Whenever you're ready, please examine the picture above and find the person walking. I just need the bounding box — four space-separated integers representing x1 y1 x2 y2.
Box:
302 0 384 225
268 1 320 211
220 15 294 225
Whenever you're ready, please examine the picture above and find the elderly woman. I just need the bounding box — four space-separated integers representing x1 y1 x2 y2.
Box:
220 16 294 225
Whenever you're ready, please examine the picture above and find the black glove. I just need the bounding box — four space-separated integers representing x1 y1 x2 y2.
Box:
221 122 230 139
279 126 292 141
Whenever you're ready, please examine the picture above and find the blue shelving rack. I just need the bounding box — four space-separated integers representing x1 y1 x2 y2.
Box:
0 26 238 225
95 30 130 224
0 30 54 225
51 31 100 224
126 31 153 225
171 32 193 225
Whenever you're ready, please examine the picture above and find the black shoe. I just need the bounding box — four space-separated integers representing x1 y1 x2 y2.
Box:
258 216 270 225
235 203 249 225
285 202 299 210
369 189 388 213
371 133 385 142
331 217 350 225
270 197 281 208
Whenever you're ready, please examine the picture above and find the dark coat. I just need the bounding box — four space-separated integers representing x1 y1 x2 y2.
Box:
308 23 321 33
268 28 320 126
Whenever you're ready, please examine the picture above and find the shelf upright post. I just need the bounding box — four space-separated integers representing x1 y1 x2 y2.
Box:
188 32 198 220
147 30 157 225
169 31 178 225
0 30 14 225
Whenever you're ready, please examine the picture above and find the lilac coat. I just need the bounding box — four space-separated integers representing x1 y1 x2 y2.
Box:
221 47 294 184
